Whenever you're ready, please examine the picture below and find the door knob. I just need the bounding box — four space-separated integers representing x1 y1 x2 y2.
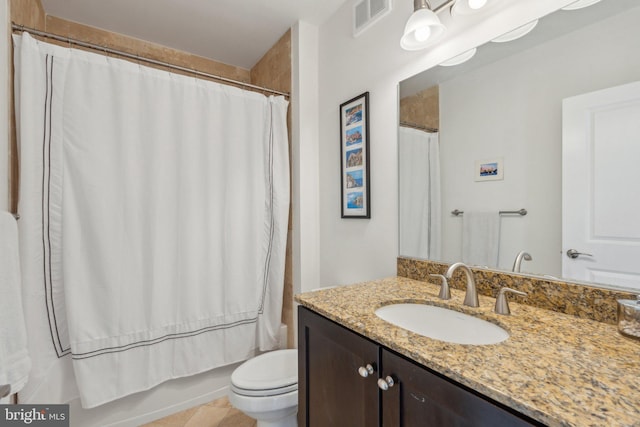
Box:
357 364 375 378
566 249 593 259
377 376 395 391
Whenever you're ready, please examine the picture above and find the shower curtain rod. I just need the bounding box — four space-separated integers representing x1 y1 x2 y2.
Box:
11 24 290 98
400 121 438 133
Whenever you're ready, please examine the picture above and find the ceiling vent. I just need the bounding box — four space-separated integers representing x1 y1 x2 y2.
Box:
353 0 393 37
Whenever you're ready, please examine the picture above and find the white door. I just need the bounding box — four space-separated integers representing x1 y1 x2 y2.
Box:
562 81 640 291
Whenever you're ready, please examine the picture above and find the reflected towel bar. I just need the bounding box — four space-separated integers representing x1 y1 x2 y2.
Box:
451 209 527 216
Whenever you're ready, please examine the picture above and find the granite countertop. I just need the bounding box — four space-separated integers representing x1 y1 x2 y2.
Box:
295 277 640 427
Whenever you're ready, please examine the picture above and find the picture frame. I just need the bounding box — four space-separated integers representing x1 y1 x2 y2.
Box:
474 157 504 182
340 92 370 218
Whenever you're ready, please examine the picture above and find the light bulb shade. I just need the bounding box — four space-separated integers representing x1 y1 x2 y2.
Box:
401 9 446 50
451 0 490 16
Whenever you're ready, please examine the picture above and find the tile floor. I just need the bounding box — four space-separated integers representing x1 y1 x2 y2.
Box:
141 396 256 427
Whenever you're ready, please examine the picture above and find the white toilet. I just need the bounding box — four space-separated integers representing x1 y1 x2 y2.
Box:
228 349 298 427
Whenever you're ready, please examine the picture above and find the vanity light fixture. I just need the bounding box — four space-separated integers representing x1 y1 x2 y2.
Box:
439 47 477 66
401 0 446 50
561 0 601 11
451 0 492 16
401 0 496 51
491 19 538 43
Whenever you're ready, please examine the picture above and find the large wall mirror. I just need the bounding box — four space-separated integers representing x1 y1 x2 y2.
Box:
398 0 640 292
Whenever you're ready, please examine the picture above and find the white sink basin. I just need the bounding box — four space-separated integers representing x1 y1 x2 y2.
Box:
375 303 509 345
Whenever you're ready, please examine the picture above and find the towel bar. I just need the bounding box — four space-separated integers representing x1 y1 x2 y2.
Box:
451 209 527 216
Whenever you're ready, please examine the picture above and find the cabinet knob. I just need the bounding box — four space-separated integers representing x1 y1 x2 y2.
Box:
358 364 375 378
377 376 395 391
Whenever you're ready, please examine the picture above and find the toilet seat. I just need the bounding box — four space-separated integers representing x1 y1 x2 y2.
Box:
231 349 298 397
231 382 297 397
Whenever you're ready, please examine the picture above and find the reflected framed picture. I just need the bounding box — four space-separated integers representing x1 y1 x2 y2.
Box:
475 157 504 182
340 92 370 218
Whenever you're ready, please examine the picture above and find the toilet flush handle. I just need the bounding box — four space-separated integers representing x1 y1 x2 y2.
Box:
357 363 375 378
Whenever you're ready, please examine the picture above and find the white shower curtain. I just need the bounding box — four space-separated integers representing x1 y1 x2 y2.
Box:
14 33 289 408
399 127 441 260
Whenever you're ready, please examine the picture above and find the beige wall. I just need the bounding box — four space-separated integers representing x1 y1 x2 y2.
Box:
10 0 294 348
45 16 252 84
251 30 291 96
399 85 439 131
10 0 45 31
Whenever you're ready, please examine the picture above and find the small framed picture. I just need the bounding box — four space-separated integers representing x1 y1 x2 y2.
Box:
475 157 504 182
340 92 370 218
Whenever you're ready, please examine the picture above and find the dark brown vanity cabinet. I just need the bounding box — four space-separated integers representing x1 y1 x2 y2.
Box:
380 349 538 426
298 306 379 427
298 306 542 427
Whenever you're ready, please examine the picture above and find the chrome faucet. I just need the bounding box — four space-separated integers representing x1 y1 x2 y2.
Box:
445 262 479 307
512 251 532 273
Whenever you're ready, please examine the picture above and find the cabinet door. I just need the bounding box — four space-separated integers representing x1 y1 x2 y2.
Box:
298 307 380 427
381 349 539 427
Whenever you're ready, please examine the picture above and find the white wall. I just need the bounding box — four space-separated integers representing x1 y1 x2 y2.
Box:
315 0 576 286
291 22 321 295
439 6 640 276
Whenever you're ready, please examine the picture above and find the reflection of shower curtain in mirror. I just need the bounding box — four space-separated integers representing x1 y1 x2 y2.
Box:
399 127 441 259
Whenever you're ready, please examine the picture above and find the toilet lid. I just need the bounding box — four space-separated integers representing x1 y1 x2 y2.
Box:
231 349 298 394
